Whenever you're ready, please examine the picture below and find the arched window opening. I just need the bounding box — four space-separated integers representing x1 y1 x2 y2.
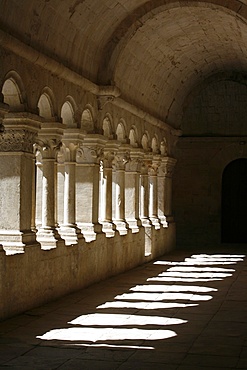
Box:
61 101 75 127
2 78 23 111
221 158 247 243
81 108 94 132
160 138 168 156
38 94 53 119
151 136 159 154
102 115 113 138
141 133 150 152
129 128 138 147
116 122 126 143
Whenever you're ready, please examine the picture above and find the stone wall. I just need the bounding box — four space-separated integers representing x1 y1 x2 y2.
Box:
174 78 247 248
0 226 175 320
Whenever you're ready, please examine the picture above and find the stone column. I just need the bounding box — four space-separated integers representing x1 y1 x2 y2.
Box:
148 156 161 229
0 110 41 252
100 143 118 237
139 156 152 256
139 157 151 227
112 147 130 235
162 157 177 223
59 132 84 245
76 135 106 242
36 122 65 249
157 157 169 227
125 148 143 233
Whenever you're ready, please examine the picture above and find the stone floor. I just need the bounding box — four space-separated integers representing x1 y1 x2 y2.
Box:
0 246 247 370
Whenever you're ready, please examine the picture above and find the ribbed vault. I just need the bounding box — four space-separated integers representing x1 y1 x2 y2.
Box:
1 0 247 128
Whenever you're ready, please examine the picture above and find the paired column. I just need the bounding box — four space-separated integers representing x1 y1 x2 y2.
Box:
59 131 84 245
148 156 161 229
76 135 106 242
0 110 41 252
139 156 151 226
162 157 177 223
112 147 129 235
99 142 118 237
36 122 65 249
125 148 143 233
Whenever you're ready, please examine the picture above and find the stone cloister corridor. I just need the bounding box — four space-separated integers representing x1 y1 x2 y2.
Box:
1 0 247 367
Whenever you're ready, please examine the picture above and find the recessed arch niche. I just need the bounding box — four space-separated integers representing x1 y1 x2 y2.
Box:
221 158 247 243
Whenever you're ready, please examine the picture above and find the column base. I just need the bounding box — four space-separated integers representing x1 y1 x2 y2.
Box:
159 216 168 228
0 230 39 254
59 225 83 246
101 221 116 238
150 217 161 230
141 217 151 227
113 220 128 235
79 222 102 242
126 218 142 233
37 227 64 250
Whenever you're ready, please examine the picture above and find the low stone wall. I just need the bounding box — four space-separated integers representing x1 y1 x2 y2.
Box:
0 224 175 321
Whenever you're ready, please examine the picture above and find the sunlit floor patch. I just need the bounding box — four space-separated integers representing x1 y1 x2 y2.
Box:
66 343 156 350
130 285 217 293
148 277 223 282
191 254 245 259
97 301 198 309
115 292 212 301
159 272 232 278
37 327 177 342
69 313 187 326
155 260 240 266
167 267 235 272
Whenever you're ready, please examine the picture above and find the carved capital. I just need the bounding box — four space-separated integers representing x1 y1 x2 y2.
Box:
148 163 159 176
159 157 177 177
36 138 62 159
76 145 103 164
125 158 142 172
102 150 116 168
112 151 130 170
0 128 37 153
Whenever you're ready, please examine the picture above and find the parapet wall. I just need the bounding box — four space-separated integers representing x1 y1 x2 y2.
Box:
0 224 175 321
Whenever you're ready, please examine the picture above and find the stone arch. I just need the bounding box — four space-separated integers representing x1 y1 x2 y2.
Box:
1 71 25 111
61 98 77 128
37 87 56 119
129 126 138 147
221 158 247 243
160 137 168 156
81 105 94 132
116 119 127 143
151 135 159 154
141 132 151 152
102 113 113 139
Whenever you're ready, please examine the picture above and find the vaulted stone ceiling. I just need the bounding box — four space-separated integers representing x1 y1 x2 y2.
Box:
1 0 247 129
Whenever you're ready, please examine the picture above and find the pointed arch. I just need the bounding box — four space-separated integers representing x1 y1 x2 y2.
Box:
151 135 159 154
141 132 151 152
61 97 77 127
1 71 25 111
38 87 56 119
102 113 113 139
129 126 138 147
116 119 127 143
81 105 94 132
